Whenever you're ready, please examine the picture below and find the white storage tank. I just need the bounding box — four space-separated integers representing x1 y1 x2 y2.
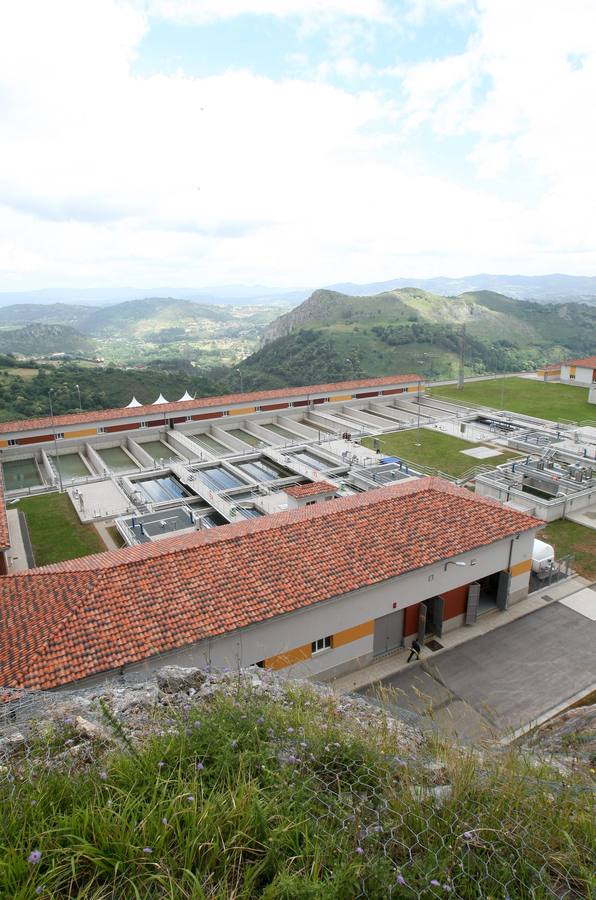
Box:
532 538 555 578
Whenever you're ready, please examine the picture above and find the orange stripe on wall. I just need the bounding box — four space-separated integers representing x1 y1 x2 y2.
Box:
64 428 97 439
264 643 312 670
333 620 374 647
0 440 8 448
229 407 256 416
510 559 532 577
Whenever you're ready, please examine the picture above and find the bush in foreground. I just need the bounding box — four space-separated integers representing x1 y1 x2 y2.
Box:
0 680 593 898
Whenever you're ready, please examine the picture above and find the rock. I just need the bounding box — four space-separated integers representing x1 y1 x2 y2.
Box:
0 732 25 756
156 667 208 694
72 716 112 743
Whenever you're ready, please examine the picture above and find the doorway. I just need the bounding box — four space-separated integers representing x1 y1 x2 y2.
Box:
373 609 404 657
417 596 444 641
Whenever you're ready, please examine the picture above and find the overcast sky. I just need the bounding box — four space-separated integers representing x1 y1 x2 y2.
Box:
1 0 595 290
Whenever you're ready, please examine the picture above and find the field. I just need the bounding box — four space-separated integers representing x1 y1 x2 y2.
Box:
431 378 593 424
362 429 521 477
539 519 596 581
19 492 106 566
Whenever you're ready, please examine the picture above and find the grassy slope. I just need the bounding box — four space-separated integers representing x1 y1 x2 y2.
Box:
362 430 521 477
1 688 592 898
432 378 594 424
540 519 596 581
19 492 106 566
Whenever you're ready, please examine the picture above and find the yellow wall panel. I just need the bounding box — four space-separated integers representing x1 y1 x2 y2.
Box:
333 620 374 648
64 428 97 439
265 643 312 670
510 559 532 577
332 395 352 402
407 385 422 392
229 406 256 416
0 440 8 448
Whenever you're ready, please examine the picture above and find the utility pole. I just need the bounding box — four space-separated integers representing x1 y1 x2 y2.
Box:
457 325 466 390
48 388 63 492
75 383 82 411
235 368 244 393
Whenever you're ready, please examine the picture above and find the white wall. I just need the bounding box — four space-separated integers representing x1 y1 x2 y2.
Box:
124 530 536 683
561 364 594 386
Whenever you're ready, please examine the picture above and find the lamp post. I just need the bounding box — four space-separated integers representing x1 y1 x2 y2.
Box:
48 388 63 492
75 383 82 411
235 368 244 393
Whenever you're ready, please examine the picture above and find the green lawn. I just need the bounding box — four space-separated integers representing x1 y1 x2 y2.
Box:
431 378 593 424
362 429 521 477
19 491 106 567
539 519 596 581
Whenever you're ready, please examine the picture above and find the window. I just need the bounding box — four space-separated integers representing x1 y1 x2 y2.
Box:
8 439 17 446
55 433 64 440
140 421 148 429
312 636 332 654
306 499 316 506
98 427 106 434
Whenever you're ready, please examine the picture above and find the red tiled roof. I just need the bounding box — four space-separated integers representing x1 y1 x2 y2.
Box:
285 481 338 499
0 479 541 691
0 469 9 551
565 356 596 368
0 374 421 435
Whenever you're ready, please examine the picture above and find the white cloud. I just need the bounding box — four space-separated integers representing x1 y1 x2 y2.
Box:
0 0 595 289
146 0 392 25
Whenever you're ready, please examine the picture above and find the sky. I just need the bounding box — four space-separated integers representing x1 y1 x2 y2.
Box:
1 0 595 290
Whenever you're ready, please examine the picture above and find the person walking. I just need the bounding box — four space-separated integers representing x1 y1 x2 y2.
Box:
407 639 422 663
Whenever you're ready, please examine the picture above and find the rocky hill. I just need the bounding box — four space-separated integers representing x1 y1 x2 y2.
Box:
248 287 596 384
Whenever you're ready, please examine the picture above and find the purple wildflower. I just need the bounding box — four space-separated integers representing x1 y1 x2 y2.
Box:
99 771 107 781
443 886 453 893
287 727 294 734
35 887 44 895
355 847 364 855
463 831 474 840
157 761 165 769
430 879 440 887
28 850 42 865
196 762 204 771
193 720 201 729
143 847 152 854
396 874 406 886
256 716 265 725
187 794 194 802
162 817 168 826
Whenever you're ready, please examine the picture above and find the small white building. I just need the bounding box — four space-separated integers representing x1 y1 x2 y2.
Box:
560 356 596 386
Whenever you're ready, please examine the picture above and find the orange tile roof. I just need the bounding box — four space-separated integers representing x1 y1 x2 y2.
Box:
0 469 9 551
0 374 421 435
285 481 338 499
0 479 540 691
565 356 596 368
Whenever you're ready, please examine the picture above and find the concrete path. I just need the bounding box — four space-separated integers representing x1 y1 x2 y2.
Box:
332 574 589 695
358 595 596 744
6 508 30 572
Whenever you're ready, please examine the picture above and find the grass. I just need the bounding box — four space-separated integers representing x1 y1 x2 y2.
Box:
19 492 106 566
540 519 596 581
106 524 126 548
431 378 594 424
362 429 521 477
0 687 593 898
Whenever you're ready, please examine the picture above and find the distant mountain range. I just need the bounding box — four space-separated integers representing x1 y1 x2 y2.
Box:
1 273 595 308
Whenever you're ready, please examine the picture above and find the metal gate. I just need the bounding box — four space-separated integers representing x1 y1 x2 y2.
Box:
496 571 510 610
465 582 480 625
373 609 404 657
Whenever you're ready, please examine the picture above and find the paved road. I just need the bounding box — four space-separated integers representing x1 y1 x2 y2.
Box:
361 601 596 744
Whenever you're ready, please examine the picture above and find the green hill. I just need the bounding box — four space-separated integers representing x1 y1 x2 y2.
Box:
247 288 596 383
0 323 96 358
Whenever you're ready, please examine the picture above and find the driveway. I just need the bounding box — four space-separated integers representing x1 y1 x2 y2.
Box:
360 600 596 743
